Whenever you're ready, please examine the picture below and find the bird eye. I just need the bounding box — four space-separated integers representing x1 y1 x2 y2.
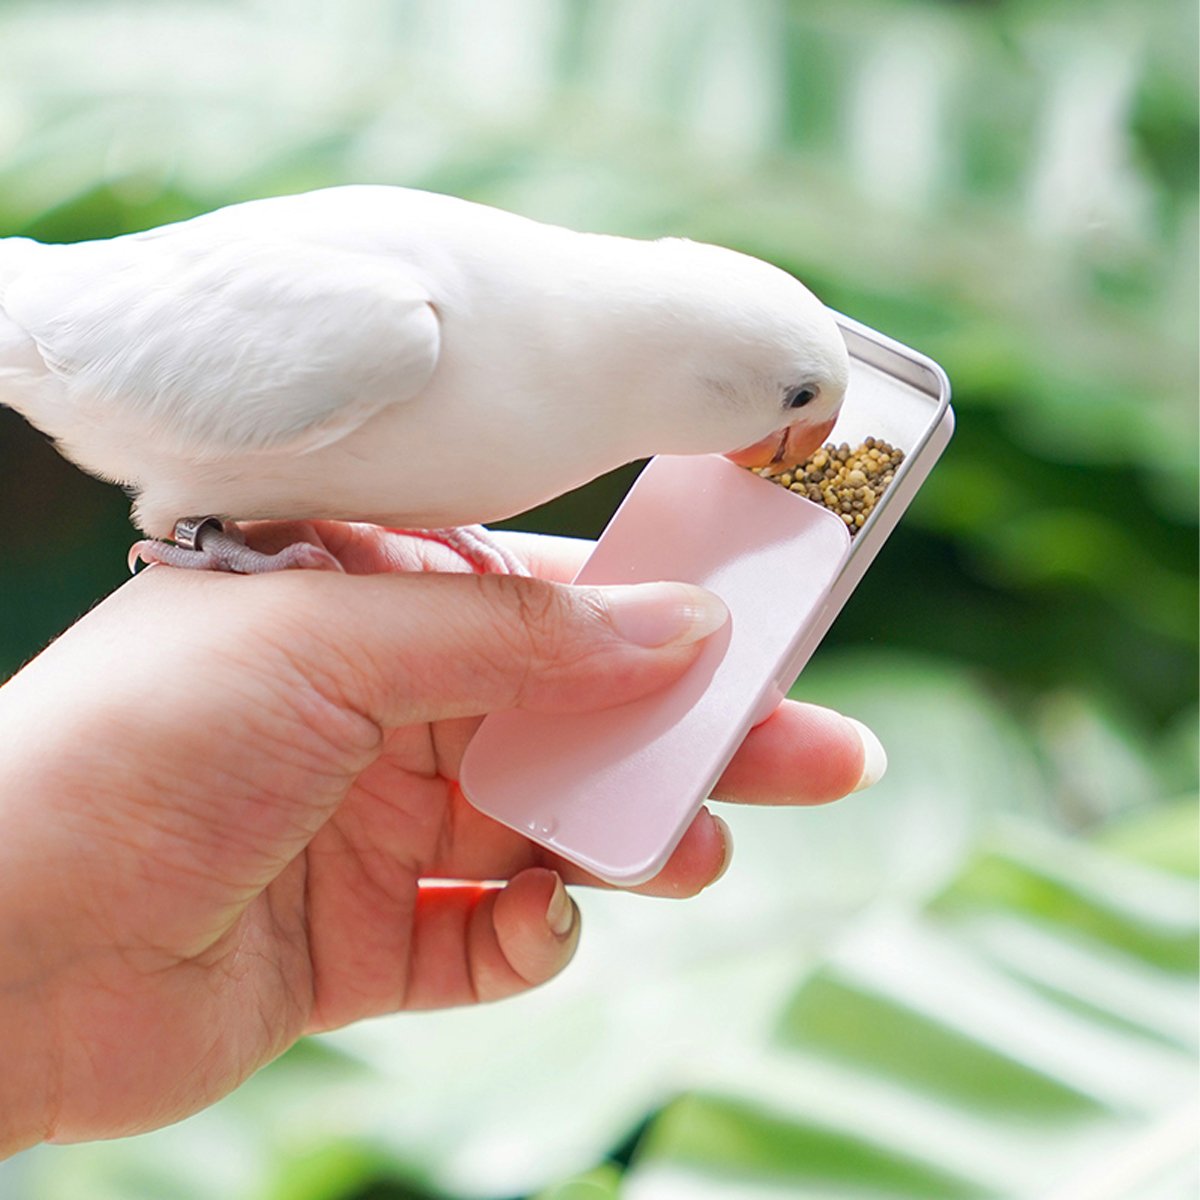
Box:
786 385 818 410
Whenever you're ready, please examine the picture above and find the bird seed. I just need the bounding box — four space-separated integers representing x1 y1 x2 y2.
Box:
749 437 905 535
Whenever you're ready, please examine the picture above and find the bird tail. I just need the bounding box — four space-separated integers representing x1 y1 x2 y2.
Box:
0 234 60 427
0 237 51 402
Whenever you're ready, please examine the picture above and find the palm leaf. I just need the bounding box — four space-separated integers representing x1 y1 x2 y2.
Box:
625 810 1199 1199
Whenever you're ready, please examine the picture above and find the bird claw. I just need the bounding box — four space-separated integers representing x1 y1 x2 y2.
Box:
128 540 153 575
390 525 529 576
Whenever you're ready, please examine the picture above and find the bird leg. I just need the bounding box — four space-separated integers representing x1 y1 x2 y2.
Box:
388 525 529 576
129 517 343 574
129 519 523 577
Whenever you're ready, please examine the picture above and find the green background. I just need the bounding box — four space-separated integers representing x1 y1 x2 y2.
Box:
0 1 1195 1197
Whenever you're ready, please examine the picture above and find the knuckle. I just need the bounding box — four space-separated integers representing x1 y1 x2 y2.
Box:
480 575 598 707
509 575 562 641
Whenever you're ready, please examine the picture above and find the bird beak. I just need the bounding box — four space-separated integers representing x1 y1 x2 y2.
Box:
725 417 838 471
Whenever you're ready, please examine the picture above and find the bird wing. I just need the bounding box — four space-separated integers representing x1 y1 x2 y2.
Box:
3 231 441 462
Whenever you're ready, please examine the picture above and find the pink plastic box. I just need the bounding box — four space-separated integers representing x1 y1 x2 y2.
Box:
461 314 953 885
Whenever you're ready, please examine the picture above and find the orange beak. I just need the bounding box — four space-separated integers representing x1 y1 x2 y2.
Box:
725 417 838 471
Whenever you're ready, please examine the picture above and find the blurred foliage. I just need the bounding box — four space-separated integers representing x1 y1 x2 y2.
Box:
0 0 1195 1196
627 803 1199 1198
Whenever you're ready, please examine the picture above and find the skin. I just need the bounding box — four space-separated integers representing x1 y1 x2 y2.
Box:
0 523 869 1156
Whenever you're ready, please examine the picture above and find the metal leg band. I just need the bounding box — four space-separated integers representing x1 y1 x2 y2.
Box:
173 516 225 551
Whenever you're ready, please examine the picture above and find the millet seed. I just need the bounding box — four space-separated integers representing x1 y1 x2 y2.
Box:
749 438 905 536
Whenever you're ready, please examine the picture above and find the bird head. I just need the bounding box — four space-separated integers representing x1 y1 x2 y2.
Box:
636 238 849 471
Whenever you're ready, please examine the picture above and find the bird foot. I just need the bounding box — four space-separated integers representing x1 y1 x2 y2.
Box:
389 525 529 576
129 517 343 575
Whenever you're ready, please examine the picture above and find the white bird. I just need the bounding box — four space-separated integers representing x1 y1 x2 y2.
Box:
0 186 848 573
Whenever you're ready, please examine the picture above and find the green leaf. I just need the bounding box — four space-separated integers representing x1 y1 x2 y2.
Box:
636 1093 988 1199
1094 800 1200 879
265 1143 434 1200
532 1163 623 1200
932 838 1200 973
776 974 1105 1116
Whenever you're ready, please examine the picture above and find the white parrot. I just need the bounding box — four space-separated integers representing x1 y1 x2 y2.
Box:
0 186 848 573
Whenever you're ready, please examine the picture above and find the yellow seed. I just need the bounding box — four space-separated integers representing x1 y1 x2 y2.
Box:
746 437 904 536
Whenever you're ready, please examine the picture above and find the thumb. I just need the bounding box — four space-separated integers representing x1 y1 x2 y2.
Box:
267 570 729 729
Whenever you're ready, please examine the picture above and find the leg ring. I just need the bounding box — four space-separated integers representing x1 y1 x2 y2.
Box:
173 516 225 551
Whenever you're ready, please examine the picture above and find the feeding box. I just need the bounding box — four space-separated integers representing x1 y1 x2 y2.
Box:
461 314 954 885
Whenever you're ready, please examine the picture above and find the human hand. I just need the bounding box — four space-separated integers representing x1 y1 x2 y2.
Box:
0 522 879 1153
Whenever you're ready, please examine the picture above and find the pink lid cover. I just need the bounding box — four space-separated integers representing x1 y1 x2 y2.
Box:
459 453 851 885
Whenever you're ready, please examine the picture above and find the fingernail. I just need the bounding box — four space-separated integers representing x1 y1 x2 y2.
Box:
545 875 576 938
601 582 729 648
710 814 734 885
846 717 888 792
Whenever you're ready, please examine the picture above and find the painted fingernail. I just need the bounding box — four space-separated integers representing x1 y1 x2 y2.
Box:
846 717 888 792
600 582 729 648
545 875 576 938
